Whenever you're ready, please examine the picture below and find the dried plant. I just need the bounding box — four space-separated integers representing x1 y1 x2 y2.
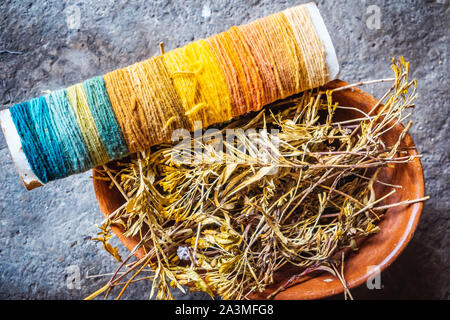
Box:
86 58 428 300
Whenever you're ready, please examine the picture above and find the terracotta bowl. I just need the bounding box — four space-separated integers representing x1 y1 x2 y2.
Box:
93 80 425 299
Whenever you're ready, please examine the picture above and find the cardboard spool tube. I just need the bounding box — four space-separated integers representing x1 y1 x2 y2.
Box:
0 2 339 190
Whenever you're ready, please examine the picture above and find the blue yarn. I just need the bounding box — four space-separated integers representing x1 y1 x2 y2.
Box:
9 78 129 183
83 76 129 160
46 90 93 173
10 96 67 183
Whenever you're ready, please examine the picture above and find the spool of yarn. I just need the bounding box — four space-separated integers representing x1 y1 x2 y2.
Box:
0 2 339 190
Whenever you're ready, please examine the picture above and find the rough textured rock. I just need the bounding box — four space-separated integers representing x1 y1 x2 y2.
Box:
0 0 448 300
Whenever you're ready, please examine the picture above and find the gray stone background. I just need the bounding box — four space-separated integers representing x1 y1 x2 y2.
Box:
0 0 448 300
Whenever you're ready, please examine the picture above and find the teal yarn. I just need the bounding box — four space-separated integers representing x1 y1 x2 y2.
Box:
8 76 129 184
46 90 93 173
10 96 67 183
83 76 129 160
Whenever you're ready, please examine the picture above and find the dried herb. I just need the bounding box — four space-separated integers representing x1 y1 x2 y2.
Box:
91 223 122 262
87 57 428 300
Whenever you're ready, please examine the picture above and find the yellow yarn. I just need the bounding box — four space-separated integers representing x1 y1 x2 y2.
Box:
283 6 328 88
127 57 189 144
66 84 110 165
163 40 232 128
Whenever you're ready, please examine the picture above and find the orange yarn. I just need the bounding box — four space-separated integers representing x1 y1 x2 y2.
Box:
255 12 307 97
207 27 264 116
104 57 192 153
104 68 146 153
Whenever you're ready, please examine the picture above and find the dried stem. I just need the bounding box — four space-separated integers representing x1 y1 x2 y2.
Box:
87 57 427 300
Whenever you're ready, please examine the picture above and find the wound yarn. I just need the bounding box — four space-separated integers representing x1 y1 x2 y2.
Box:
66 83 110 166
283 7 328 87
163 40 233 127
46 89 93 174
207 27 264 116
5 4 334 185
10 97 67 183
83 77 129 160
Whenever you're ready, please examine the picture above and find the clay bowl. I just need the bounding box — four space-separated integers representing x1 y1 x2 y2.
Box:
93 80 425 299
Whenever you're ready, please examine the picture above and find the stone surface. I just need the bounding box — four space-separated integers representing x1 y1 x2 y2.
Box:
0 0 448 300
